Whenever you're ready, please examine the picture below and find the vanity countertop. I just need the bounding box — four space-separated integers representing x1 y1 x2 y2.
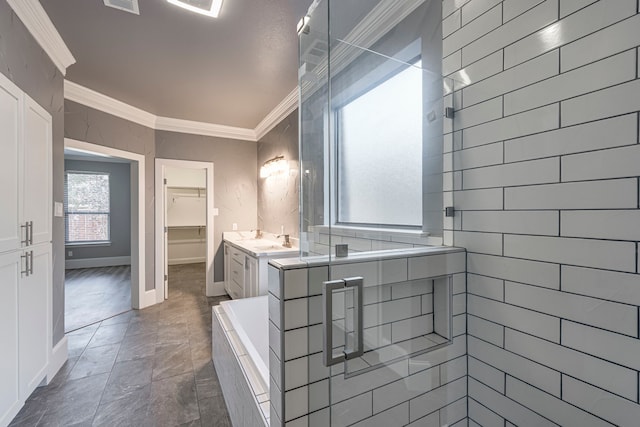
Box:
223 231 299 258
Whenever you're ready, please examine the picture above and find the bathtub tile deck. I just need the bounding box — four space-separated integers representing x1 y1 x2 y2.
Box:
9 263 232 427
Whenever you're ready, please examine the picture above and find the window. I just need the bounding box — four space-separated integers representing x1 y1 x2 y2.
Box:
336 60 423 228
65 171 111 243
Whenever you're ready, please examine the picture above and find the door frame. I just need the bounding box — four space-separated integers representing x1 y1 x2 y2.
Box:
64 138 152 309
155 158 215 302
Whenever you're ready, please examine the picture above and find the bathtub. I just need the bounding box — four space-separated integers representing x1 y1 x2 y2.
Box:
212 296 270 426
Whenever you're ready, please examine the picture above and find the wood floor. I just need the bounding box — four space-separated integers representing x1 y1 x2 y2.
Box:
11 263 232 426
65 265 132 332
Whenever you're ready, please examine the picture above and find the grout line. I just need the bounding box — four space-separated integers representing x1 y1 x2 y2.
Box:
558 210 561 237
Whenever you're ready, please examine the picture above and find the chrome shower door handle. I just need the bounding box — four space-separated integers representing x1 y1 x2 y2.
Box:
322 277 364 367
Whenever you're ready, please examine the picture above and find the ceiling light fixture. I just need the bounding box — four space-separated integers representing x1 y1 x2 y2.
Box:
166 0 223 18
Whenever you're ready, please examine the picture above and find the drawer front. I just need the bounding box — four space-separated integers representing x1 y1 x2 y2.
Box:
230 258 243 284
230 249 245 267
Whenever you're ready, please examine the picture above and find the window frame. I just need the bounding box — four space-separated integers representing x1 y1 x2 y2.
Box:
332 56 424 230
64 170 112 245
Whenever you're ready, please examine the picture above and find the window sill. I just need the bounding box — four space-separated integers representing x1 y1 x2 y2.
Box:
65 241 112 248
311 224 429 238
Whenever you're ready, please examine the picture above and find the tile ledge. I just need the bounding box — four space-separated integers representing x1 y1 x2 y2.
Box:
268 246 466 270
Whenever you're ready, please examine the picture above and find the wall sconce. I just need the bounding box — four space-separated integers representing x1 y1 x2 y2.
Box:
260 155 288 178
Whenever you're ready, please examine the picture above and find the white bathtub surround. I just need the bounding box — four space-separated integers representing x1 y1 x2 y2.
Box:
268 246 467 426
444 0 640 425
212 297 270 427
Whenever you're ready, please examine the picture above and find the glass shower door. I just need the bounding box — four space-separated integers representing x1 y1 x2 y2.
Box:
299 0 461 425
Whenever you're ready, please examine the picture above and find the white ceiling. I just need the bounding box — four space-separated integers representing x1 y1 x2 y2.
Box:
40 0 313 129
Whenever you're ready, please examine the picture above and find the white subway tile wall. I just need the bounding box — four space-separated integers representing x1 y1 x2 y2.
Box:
445 0 640 424
270 250 466 426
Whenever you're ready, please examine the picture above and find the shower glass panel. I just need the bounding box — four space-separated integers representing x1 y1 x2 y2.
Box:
299 0 448 259
299 0 459 424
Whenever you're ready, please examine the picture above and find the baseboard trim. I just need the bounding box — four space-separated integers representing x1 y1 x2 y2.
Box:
168 257 206 265
47 336 68 384
208 281 226 297
65 256 131 269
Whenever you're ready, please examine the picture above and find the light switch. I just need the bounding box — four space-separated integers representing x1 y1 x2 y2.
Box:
54 202 63 217
212 208 219 216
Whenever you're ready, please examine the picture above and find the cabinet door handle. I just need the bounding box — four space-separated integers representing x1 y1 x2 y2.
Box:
28 251 34 275
28 221 33 245
21 222 29 246
21 253 29 277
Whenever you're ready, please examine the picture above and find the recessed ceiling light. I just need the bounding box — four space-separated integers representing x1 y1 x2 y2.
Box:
166 0 223 18
103 0 140 15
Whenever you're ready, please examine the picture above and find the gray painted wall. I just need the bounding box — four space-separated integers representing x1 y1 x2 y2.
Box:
65 100 156 290
257 110 300 238
0 0 66 345
155 131 258 283
65 102 263 286
64 159 131 260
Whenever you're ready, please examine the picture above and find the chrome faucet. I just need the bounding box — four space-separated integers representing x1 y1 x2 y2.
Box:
277 234 292 248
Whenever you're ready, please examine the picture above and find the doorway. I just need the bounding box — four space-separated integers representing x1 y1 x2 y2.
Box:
155 159 215 302
64 139 150 328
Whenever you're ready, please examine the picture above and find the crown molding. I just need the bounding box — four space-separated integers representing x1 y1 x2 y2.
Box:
254 88 299 141
155 116 257 141
65 80 301 142
6 0 76 75
65 80 157 128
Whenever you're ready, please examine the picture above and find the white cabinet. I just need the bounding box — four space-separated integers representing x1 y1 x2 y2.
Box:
0 74 21 254
224 243 245 300
0 73 52 427
223 239 296 299
0 252 21 425
19 244 51 397
244 254 258 298
22 97 52 246
224 243 259 300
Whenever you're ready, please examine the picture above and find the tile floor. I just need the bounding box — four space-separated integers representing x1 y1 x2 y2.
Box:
65 266 132 332
10 263 232 426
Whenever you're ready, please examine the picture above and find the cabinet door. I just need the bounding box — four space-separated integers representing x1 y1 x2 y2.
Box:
22 97 52 246
0 251 21 425
244 255 258 298
0 75 22 254
18 244 50 400
224 244 231 294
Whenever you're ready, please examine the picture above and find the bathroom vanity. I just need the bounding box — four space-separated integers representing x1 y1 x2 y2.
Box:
223 231 297 299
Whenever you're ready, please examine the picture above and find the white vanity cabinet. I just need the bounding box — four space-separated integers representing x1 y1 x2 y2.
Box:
0 73 52 427
224 243 258 300
223 237 296 299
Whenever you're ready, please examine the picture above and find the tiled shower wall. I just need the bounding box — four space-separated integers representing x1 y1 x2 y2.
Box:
443 0 640 425
268 249 467 426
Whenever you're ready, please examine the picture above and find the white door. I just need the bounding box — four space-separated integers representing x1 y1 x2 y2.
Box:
18 244 50 400
0 251 21 425
0 75 22 254
22 97 52 246
164 176 169 299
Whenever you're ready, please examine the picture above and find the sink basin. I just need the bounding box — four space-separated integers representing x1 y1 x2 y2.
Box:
253 244 286 251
